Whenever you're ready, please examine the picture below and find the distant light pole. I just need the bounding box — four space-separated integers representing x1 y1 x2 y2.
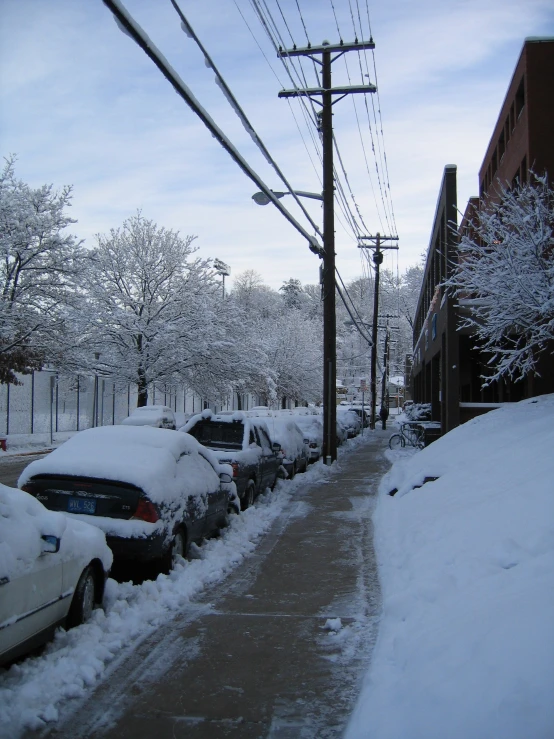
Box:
214 258 231 299
252 189 323 206
93 352 101 428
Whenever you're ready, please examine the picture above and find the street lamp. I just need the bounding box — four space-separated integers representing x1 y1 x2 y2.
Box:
93 352 101 428
252 190 323 206
213 259 231 299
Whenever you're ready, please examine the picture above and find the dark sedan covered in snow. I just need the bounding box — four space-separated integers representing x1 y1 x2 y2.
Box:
19 426 238 573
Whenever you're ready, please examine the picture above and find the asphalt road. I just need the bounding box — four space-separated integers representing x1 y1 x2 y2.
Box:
0 453 49 488
30 432 390 739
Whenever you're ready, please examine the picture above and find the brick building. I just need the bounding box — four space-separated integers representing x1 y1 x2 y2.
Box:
411 38 554 433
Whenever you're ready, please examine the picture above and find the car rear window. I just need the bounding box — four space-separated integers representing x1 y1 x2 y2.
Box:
187 421 244 449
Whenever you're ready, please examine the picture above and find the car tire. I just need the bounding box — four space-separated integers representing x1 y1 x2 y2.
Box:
67 566 97 628
271 467 287 490
389 434 405 450
161 527 188 573
241 481 255 511
289 462 296 480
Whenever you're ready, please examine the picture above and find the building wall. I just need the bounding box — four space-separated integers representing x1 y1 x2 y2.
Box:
479 37 554 200
412 38 554 436
412 165 460 432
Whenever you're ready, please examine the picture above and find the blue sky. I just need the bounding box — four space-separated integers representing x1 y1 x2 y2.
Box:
1 0 553 290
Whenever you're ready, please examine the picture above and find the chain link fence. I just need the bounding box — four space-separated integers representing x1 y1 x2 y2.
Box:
0 371 260 438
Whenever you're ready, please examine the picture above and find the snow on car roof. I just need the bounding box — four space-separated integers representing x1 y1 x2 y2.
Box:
131 405 173 413
0 484 112 581
18 426 221 504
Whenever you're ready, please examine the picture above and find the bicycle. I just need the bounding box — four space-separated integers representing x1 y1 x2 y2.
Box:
388 422 425 450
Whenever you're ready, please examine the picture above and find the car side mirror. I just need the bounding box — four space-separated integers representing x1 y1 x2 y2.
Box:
219 472 233 484
41 535 60 554
271 442 281 453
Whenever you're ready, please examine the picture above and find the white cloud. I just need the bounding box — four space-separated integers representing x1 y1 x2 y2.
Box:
1 0 553 290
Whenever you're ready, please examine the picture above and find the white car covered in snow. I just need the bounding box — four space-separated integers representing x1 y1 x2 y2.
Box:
292 415 324 462
266 415 309 478
121 405 176 430
0 484 112 666
19 426 238 573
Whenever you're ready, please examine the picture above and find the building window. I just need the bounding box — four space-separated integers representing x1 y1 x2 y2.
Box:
498 129 505 162
520 155 527 184
515 77 525 119
492 150 498 178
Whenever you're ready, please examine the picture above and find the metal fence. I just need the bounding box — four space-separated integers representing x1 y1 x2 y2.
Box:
0 370 261 438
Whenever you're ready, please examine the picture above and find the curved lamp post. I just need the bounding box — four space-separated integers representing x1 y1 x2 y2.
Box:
252 190 323 206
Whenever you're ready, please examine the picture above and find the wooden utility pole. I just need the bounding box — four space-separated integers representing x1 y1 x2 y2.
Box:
279 39 376 463
358 234 398 429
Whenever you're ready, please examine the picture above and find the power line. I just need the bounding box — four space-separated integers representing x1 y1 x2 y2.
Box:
102 0 323 257
172 0 323 239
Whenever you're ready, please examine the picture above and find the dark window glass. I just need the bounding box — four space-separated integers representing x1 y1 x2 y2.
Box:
188 421 244 449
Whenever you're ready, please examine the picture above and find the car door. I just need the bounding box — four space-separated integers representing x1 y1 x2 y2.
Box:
255 426 280 490
0 540 65 662
176 454 209 541
195 452 227 534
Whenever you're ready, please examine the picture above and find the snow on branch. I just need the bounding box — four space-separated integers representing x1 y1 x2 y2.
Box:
444 174 554 384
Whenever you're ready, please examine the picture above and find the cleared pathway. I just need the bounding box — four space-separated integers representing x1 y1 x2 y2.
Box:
35 430 391 739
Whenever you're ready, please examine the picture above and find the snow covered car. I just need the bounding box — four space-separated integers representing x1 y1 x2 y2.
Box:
19 426 237 573
336 416 349 446
182 410 283 510
266 416 309 478
121 405 176 430
0 483 112 666
337 409 363 438
292 415 324 462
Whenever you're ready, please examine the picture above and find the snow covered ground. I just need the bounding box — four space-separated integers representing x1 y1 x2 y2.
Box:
0 448 346 738
346 394 554 739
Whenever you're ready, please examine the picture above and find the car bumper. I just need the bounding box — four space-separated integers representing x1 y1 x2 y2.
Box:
106 530 169 563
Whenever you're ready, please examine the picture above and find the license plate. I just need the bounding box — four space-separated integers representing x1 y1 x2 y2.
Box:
68 497 97 514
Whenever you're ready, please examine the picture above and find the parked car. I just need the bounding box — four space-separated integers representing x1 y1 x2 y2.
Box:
182 411 283 510
336 416 349 446
19 426 237 573
337 409 363 438
121 405 176 430
292 415 324 462
347 405 370 427
0 483 112 666
267 416 309 478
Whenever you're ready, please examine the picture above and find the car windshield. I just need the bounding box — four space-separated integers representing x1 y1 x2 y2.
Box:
188 421 244 449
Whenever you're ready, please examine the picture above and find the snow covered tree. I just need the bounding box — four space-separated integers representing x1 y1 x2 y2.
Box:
279 278 305 309
446 174 554 383
74 213 244 406
0 156 83 384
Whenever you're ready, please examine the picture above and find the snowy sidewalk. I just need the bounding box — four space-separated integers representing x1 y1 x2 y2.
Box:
37 430 391 739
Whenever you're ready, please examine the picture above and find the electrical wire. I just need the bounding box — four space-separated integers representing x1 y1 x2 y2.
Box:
172 0 322 238
102 0 323 256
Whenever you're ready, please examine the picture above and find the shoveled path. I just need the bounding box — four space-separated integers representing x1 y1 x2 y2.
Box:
40 430 391 739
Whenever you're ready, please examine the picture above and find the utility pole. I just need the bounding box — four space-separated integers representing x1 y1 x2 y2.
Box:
380 325 390 429
358 234 398 429
279 39 376 463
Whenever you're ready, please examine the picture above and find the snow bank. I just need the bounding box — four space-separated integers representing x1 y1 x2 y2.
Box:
346 395 554 739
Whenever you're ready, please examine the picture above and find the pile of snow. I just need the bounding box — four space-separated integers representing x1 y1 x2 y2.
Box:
346 395 554 739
